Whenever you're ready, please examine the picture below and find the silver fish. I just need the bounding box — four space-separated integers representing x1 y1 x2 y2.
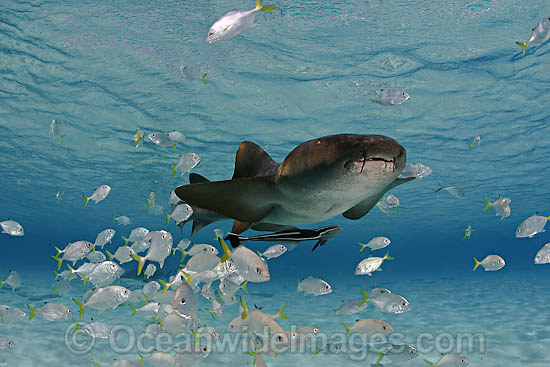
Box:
28 302 72 321
94 228 116 248
516 215 548 238
83 184 111 206
534 243 550 264
0 270 21 291
371 88 410 106
0 220 24 236
297 276 332 296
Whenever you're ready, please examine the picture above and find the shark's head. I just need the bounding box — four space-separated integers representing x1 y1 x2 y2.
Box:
276 134 406 196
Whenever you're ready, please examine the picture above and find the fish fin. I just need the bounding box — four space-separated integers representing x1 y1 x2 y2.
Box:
312 239 327 252
225 232 242 248
343 177 414 220
105 250 114 261
473 257 481 271
51 255 63 271
72 319 81 335
134 130 142 147
241 281 249 294
158 280 170 295
79 273 89 286
240 296 248 319
174 177 278 223
73 298 85 318
138 352 144 366
256 250 262 256
129 304 137 318
205 307 216 320
0 280 3 290
180 250 187 263
27 304 37 320
424 360 436 367
254 0 276 12
463 231 468 240
515 41 527 56
383 252 394 261
59 134 65 144
231 220 253 235
297 279 301 291
467 142 472 151
232 141 278 180
343 323 350 334
359 289 368 306
50 285 56 295
376 351 385 365
357 242 367 252
172 142 178 151
170 165 177 178
163 209 171 226
483 197 492 212
276 304 288 320
189 173 210 183
122 236 129 246
82 194 90 206
131 254 146 275
218 238 232 262
145 197 151 210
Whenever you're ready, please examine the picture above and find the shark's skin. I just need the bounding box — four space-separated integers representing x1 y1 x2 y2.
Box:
174 134 414 234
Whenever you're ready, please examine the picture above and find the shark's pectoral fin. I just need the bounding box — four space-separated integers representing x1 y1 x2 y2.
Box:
174 177 279 223
342 177 415 220
231 220 254 234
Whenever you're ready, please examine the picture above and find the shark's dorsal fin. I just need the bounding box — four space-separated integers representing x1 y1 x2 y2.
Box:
342 177 415 220
175 177 278 223
232 141 279 179
189 173 210 184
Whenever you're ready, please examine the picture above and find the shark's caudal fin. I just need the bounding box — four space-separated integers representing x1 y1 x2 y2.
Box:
515 41 527 56
254 0 276 12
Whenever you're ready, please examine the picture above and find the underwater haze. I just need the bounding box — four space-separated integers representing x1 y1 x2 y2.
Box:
1 0 550 366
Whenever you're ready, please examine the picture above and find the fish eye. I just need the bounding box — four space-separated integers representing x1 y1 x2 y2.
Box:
383 326 386 330
403 302 406 305
277 335 283 341
202 347 207 352
256 267 262 274
181 298 186 304
325 285 329 289
314 328 319 333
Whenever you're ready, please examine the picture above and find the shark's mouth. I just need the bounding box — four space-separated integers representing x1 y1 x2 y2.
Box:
361 155 396 172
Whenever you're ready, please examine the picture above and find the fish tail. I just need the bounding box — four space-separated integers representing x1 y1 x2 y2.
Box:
146 198 151 210
72 320 81 335
359 289 368 306
218 238 232 262
225 232 241 248
180 250 187 263
54 271 60 280
205 307 216 320
240 296 248 319
129 304 138 318
276 304 289 320
105 249 114 262
217 290 222 304
182 272 193 285
170 165 176 178
424 359 436 367
0 280 3 290
200 73 207 85
467 142 472 151
297 279 301 291
256 250 262 257
122 236 129 246
59 134 65 144
163 209 170 226
376 351 385 365
79 273 89 286
72 298 85 318
357 242 367 252
241 281 249 294
463 230 468 240
138 353 144 366
384 251 395 261
483 197 492 212
515 41 527 56
133 130 141 147
255 0 276 11
191 329 199 344
51 254 63 271
172 142 178 151
51 285 56 295
473 257 481 271
158 279 170 295
130 254 146 276
82 194 90 206
343 323 350 334
27 304 37 320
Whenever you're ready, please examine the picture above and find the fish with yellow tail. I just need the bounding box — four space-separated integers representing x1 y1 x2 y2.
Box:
130 230 173 275
516 17 550 56
206 0 276 44
473 255 505 272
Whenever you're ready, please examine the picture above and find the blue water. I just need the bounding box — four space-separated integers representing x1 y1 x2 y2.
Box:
1 0 550 366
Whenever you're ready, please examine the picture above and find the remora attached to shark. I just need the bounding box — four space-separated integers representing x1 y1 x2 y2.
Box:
174 134 414 235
